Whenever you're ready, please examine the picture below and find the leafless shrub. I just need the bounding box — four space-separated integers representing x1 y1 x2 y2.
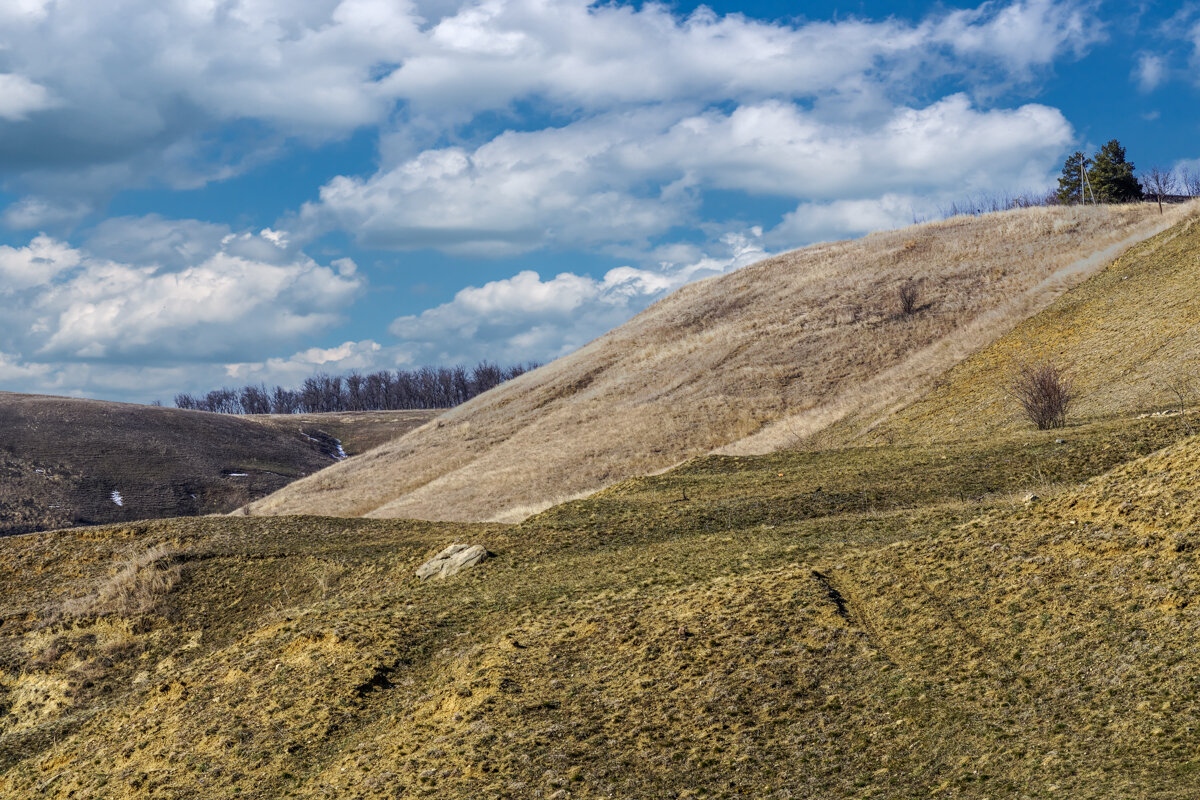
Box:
1010 360 1075 429
60 544 183 620
898 280 920 316
940 190 1057 218
1141 166 1179 214
1182 166 1200 198
1161 378 1195 437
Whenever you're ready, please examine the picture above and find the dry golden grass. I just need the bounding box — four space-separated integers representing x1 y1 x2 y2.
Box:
5 414 1200 798
863 206 1200 445
247 202 1190 523
254 409 438 456
58 544 182 620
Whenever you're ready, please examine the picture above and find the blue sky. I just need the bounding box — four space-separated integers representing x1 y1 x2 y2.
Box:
0 0 1194 403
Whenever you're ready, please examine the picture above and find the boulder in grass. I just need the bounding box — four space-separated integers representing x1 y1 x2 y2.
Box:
416 543 488 580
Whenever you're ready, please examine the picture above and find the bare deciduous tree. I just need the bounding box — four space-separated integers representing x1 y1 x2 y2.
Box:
1010 360 1075 430
1141 166 1179 214
1181 166 1200 198
173 361 539 414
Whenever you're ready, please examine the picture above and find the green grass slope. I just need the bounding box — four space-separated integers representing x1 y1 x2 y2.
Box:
2 410 1197 798
0 393 435 536
861 208 1200 445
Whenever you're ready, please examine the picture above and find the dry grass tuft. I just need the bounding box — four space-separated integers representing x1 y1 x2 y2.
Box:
246 203 1191 523
60 544 183 619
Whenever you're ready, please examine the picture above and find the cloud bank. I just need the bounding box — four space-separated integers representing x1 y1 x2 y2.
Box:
0 0 1117 401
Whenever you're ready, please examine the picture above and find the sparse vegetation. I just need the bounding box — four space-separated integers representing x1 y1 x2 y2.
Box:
60 544 182 619
244 203 1185 523
3 411 1200 798
1010 359 1075 429
866 208 1200 445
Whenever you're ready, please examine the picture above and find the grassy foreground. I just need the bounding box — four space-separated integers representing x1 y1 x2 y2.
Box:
2 410 1198 798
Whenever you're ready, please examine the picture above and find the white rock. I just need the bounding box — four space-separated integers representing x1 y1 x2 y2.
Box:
416 543 488 581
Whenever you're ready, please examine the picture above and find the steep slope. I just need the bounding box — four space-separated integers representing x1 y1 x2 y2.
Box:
0 393 434 535
4 413 1199 798
862 208 1200 444
247 203 1189 523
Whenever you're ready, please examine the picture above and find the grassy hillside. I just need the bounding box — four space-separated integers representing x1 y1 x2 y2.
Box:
0 393 435 536
860 209 1200 444
245 202 1189 524
256 410 439 457
2 409 1198 798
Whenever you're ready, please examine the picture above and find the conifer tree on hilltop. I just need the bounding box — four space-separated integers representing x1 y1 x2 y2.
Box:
1088 139 1142 203
1055 140 1143 205
1056 151 1092 204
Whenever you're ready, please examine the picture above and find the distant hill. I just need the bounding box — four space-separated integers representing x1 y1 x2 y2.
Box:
0 393 436 535
246 202 1191 523
863 209 1200 444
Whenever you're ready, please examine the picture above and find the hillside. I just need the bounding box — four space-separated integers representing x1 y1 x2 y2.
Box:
245 202 1191 523
255 410 439 457
858 208 1200 444
0 393 435 536
2 410 1198 798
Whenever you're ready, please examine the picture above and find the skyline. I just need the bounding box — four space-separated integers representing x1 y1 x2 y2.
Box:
0 0 1195 403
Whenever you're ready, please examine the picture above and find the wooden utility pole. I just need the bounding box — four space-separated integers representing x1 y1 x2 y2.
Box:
1079 152 1096 204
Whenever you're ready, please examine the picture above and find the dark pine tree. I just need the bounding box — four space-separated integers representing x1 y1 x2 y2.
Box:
1088 139 1142 203
1056 151 1092 204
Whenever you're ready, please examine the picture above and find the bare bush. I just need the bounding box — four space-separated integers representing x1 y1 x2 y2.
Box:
60 544 182 619
1141 166 1179 214
898 280 920 316
1181 166 1200 198
1010 361 1075 429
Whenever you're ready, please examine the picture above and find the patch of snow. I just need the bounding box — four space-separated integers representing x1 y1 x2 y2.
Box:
34 468 44 474
227 472 249 477
110 490 124 506
332 439 347 461
300 432 319 442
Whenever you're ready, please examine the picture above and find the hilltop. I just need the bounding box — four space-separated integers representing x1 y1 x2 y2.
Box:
0 393 435 536
246 202 1190 523
2 407 1197 798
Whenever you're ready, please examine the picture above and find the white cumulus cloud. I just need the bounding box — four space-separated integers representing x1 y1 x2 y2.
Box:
302 95 1072 254
0 219 363 373
1133 52 1167 92
0 0 1101 221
